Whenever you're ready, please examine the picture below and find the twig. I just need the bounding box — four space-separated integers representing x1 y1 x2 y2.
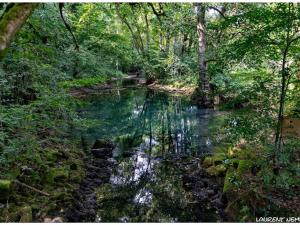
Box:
14 180 50 196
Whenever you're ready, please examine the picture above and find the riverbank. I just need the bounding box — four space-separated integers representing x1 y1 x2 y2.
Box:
147 82 196 96
67 76 197 98
0 94 86 222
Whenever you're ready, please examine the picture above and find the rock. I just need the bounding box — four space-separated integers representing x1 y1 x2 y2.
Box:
92 158 114 168
223 168 236 195
53 217 63 223
0 180 11 200
122 150 134 157
237 160 253 179
44 217 64 223
45 168 69 184
206 164 227 176
44 218 52 223
92 139 114 149
212 198 224 209
206 189 215 196
202 157 214 168
19 206 32 222
91 148 112 158
202 154 225 168
195 192 208 201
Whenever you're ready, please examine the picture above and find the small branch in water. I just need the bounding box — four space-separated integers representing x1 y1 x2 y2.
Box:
14 180 50 196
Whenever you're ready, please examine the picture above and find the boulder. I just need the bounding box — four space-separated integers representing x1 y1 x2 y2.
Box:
92 139 114 149
91 148 112 158
206 164 227 176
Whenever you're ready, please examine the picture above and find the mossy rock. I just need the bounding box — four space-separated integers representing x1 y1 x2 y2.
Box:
69 169 84 184
202 153 226 168
44 167 69 184
93 139 114 149
223 167 236 194
235 148 256 160
206 164 227 176
96 184 115 202
224 200 240 221
43 148 59 162
202 157 214 168
0 180 12 200
19 206 32 222
237 160 253 179
116 134 141 151
228 147 240 157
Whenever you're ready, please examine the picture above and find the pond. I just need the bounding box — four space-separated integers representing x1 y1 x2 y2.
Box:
75 87 225 222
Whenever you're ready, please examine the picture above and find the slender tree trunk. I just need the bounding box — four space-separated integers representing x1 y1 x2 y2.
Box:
0 3 38 58
275 48 289 150
187 32 193 54
165 33 170 53
159 32 163 52
144 10 150 52
195 3 213 107
181 33 188 56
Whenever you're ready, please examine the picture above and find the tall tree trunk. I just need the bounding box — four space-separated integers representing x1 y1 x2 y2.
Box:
187 32 193 54
0 3 38 58
181 33 188 56
275 47 289 151
195 3 213 107
144 10 150 52
165 33 170 53
159 32 163 52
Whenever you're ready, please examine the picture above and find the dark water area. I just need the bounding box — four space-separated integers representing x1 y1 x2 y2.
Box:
76 88 224 222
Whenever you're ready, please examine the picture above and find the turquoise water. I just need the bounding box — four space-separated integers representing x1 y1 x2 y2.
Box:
77 87 222 222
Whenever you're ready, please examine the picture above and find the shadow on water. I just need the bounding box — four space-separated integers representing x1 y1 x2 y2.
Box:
76 88 222 222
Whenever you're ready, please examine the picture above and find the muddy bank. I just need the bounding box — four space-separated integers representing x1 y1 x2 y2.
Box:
69 80 195 98
69 76 146 98
65 139 116 222
172 156 227 221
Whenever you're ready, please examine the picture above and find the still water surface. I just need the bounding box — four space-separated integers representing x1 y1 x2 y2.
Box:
77 88 222 222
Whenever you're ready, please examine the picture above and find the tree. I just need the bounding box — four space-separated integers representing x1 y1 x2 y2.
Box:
0 3 39 58
195 3 213 107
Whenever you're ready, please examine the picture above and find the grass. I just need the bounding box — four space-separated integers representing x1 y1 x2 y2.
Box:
160 75 198 88
59 76 108 90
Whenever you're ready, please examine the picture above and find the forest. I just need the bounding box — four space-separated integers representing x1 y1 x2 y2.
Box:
0 2 299 222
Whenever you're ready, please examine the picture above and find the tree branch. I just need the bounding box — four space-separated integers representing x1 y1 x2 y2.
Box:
59 3 79 51
208 6 227 19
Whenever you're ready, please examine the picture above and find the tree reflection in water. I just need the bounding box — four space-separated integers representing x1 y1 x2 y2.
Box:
78 88 219 222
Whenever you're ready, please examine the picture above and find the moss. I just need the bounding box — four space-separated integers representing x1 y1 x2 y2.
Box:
0 180 12 200
116 134 141 151
0 4 39 58
223 167 236 194
206 164 227 176
236 160 253 179
202 157 213 168
202 153 226 168
19 206 32 222
96 183 115 202
93 138 114 149
44 167 69 184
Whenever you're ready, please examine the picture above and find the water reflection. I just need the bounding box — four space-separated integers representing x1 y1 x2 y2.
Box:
78 88 219 222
